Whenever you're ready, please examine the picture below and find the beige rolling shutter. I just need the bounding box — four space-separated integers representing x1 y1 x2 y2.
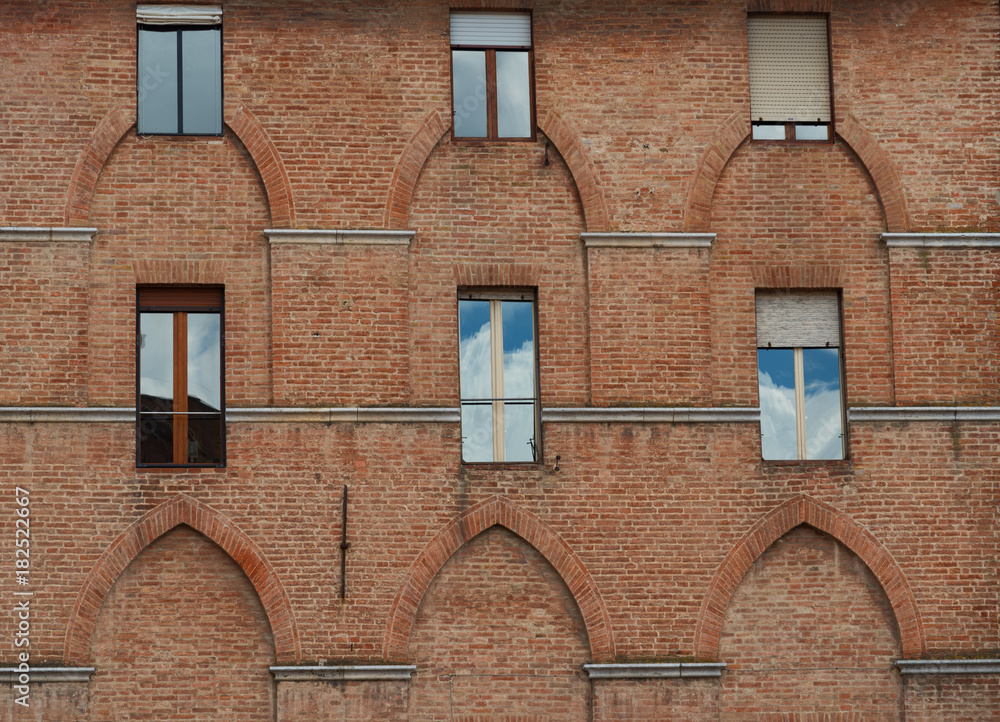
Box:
748 15 831 123
450 12 532 47
137 5 222 25
756 291 840 348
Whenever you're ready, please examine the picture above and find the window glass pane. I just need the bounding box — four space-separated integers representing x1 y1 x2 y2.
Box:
140 313 174 411
496 51 531 138
795 124 829 141
461 403 494 462
459 299 492 400
138 28 179 134
758 348 797 460
504 401 535 462
187 413 223 464
138 414 174 464
751 123 786 141
453 50 488 138
187 313 221 411
803 348 844 459
500 300 534 399
181 27 222 134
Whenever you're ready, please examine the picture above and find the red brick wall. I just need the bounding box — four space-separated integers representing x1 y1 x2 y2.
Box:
276 680 410 722
903 675 1000 721
719 526 903 717
406 526 591 720
88 526 275 720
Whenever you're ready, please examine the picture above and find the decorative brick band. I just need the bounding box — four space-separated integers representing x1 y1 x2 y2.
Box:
746 0 831 11
0 667 94 683
694 495 924 660
384 495 615 662
64 105 294 227
270 665 417 681
896 659 1000 675
581 232 715 248
384 107 609 232
883 233 1000 248
584 662 726 679
264 229 415 246
65 494 300 665
0 227 97 243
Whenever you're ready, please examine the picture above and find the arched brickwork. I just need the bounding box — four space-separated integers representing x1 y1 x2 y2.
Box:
384 496 615 662
65 494 300 665
64 105 294 227
750 263 845 289
694 495 924 660
383 108 609 232
684 111 910 233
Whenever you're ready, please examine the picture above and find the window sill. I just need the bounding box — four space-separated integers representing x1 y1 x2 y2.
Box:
460 461 545 471
136 464 227 472
451 136 537 146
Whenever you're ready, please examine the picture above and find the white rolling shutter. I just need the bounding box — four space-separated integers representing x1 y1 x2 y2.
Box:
450 12 531 47
756 291 840 348
137 5 222 25
748 15 831 123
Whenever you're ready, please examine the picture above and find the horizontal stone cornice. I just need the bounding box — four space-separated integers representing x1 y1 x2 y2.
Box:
270 665 416 682
263 229 415 246
0 227 97 243
581 232 715 248
583 662 726 679
0 667 95 683
883 232 1000 248
896 659 1000 675
849 407 1000 423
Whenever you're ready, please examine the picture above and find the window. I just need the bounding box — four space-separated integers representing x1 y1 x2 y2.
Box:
756 290 845 460
137 287 224 466
451 12 534 141
747 15 832 142
137 4 222 135
458 290 540 463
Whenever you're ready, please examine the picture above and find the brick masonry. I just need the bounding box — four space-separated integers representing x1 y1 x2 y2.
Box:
1 0 998 719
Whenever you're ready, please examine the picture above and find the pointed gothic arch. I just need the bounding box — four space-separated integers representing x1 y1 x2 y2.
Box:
694 495 924 660
383 495 615 662
65 494 300 664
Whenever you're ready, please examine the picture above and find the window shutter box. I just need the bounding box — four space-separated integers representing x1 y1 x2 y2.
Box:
450 12 532 47
138 286 223 310
748 15 831 123
756 290 840 348
136 5 222 25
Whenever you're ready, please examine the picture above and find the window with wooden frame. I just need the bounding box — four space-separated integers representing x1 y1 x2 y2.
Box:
458 290 540 463
137 4 223 136
756 290 845 460
747 14 833 142
451 11 535 141
137 287 225 466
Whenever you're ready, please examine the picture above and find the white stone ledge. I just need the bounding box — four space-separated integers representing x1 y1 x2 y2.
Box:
0 407 134 423
0 227 97 243
543 407 759 423
264 229 415 246
0 667 95 683
896 659 1000 675
581 232 715 248
270 665 417 682
850 407 1000 423
883 232 1000 248
584 663 726 679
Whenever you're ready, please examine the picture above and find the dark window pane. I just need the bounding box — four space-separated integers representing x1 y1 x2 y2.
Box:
459 299 491 400
496 51 531 138
138 29 179 134
461 402 494 462
803 348 844 459
181 28 222 134
795 124 829 141
138 414 175 464
751 123 786 141
187 313 221 411
758 348 797 460
187 413 223 464
453 50 488 138
140 313 174 411
501 300 534 399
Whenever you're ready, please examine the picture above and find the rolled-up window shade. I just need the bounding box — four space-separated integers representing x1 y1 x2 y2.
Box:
748 15 831 123
450 12 531 47
137 5 222 25
756 291 840 348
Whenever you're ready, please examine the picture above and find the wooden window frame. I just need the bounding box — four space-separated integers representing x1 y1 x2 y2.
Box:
458 288 542 464
450 12 536 143
136 286 225 467
747 12 836 145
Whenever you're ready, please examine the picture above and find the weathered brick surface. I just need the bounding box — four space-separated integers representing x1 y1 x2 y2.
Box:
903 675 1000 721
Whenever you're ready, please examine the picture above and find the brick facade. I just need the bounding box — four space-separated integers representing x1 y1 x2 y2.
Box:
1 0 998 719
